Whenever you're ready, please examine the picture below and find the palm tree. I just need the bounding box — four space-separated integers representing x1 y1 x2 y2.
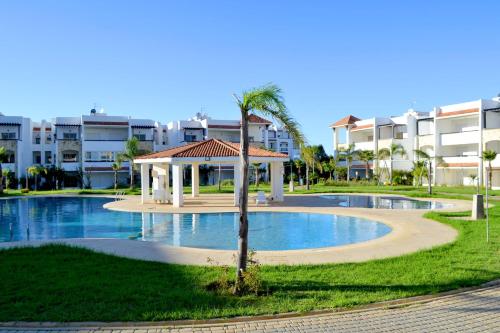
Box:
294 159 304 184
111 158 123 190
328 156 338 180
2 169 10 191
412 160 427 186
377 148 390 182
251 163 262 187
0 147 7 194
27 165 46 191
414 149 443 195
120 137 140 189
381 143 406 184
321 161 330 181
482 149 497 190
302 146 321 189
232 84 304 294
340 144 356 182
356 150 374 179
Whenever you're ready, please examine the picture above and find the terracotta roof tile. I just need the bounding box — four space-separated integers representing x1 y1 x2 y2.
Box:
330 115 361 128
436 108 479 118
136 138 288 159
247 114 272 124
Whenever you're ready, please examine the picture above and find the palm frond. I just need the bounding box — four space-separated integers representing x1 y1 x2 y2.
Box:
239 83 306 147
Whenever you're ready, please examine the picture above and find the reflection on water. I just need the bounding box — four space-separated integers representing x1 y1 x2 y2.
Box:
1 197 391 250
319 195 450 209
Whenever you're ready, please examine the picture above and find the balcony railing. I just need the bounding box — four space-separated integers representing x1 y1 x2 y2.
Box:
353 141 374 151
440 130 479 146
441 155 479 165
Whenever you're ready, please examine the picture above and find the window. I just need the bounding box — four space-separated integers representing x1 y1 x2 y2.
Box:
63 132 78 140
35 137 41 144
5 150 15 163
33 152 41 164
62 151 78 162
185 134 197 142
133 134 146 141
393 125 407 139
1 132 16 140
417 119 434 136
45 151 52 164
84 151 116 162
100 152 114 162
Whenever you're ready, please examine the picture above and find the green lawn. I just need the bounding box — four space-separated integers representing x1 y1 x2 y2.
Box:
1 183 499 199
0 192 499 321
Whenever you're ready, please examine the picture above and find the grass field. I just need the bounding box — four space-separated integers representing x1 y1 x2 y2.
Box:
1 183 499 200
0 188 498 321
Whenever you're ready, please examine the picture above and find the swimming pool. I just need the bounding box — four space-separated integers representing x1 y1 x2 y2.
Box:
0 197 391 250
319 195 450 209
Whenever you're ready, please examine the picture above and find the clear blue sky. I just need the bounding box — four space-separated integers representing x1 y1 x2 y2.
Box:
1 1 500 153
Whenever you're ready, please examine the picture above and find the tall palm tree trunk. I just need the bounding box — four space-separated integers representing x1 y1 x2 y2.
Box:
347 163 350 183
488 161 492 190
0 163 3 194
255 167 259 187
389 155 393 184
129 167 134 189
235 111 250 293
428 161 432 195
114 171 118 190
306 164 310 190
218 164 221 190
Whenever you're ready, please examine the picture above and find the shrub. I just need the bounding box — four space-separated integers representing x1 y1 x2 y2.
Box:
221 179 234 186
20 188 30 194
324 179 349 186
335 167 347 180
206 250 264 296
392 170 413 185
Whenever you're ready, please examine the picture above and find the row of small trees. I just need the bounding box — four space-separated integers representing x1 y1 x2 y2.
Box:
288 142 498 192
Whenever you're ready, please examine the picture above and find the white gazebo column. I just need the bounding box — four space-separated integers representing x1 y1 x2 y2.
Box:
152 164 168 203
191 163 199 197
140 163 151 204
233 164 241 206
270 161 284 202
172 163 184 207
164 163 171 203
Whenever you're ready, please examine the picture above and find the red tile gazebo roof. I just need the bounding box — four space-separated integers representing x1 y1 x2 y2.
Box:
136 138 288 160
330 115 361 128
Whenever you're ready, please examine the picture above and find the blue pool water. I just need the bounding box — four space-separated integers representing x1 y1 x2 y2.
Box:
0 197 391 250
319 195 449 209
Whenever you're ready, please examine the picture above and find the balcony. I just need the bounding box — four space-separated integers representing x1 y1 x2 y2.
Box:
441 156 479 167
440 130 479 146
353 141 374 151
83 161 130 170
60 162 80 171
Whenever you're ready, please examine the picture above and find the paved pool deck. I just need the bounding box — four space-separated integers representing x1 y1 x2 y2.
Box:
0 193 470 266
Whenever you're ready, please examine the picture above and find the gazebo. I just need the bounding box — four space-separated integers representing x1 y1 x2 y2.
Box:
133 139 289 207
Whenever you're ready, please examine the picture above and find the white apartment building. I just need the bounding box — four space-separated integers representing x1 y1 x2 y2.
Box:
1 109 299 189
167 113 300 183
330 96 500 188
1 109 169 189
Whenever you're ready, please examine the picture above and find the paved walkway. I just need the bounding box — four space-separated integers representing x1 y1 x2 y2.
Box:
2 284 499 333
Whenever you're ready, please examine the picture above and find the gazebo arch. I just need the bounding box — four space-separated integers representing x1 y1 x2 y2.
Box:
134 139 289 207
